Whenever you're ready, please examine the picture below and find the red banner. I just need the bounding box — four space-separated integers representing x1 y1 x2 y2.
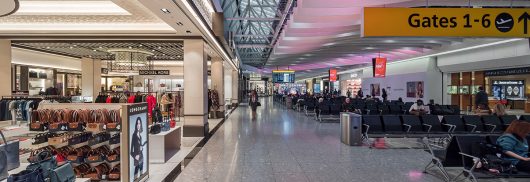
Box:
372 57 387 78
329 69 337 82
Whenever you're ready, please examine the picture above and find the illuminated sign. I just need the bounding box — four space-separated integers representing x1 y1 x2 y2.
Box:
372 57 387 78
139 70 170 75
362 8 530 37
329 69 337 82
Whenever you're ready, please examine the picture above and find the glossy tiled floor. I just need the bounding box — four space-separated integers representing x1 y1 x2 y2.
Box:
175 97 448 182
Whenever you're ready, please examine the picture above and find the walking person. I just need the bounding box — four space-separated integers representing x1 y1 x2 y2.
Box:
249 90 260 120
382 88 388 102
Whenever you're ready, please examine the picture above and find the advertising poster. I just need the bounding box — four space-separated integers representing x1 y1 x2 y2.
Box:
370 83 380 96
406 82 416 97
372 57 387 78
128 103 149 182
329 69 337 82
492 80 525 99
406 81 424 98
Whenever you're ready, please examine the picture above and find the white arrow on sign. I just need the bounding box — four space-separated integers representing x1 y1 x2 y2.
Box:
0 0 19 17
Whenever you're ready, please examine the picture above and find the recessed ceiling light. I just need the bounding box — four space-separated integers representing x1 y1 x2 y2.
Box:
384 40 396 43
177 55 181 58
365 47 376 50
128 46 132 49
139 45 143 47
170 57 174 59
186 30 192 34
99 46 103 49
69 46 73 49
290 64 296 65
93 49 97 52
304 54 313 56
158 46 162 49
161 8 171 14
151 50 155 52
176 22 184 26
73 44 77 47
154 55 157 58
45 46 50 49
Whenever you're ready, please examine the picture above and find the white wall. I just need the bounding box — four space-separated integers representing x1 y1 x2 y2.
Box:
12 48 81 70
438 39 530 72
361 57 443 103
224 67 233 101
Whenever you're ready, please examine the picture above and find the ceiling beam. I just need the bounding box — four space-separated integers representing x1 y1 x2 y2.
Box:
226 17 280 21
234 34 273 37
237 44 272 48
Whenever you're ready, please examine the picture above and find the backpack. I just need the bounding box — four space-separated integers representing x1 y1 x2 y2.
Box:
474 142 517 174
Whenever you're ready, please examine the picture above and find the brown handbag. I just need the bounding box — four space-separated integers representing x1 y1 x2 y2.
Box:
87 109 108 132
85 163 110 180
106 147 120 162
87 145 110 163
73 163 91 178
68 110 85 131
49 110 67 132
48 133 71 145
30 110 49 131
106 109 121 131
67 145 90 163
108 164 120 180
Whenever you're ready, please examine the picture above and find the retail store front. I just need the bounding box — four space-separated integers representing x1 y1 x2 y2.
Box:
339 71 362 97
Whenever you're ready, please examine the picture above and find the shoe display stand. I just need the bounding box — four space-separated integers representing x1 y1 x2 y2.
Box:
148 126 181 163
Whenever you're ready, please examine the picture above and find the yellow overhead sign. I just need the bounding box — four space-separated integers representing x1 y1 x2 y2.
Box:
362 8 530 37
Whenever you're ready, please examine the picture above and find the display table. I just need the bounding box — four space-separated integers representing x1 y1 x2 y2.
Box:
149 126 181 163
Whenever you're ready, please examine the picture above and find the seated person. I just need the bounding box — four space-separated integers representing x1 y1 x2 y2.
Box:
409 99 430 115
496 120 530 172
493 103 507 116
342 98 352 112
474 103 492 116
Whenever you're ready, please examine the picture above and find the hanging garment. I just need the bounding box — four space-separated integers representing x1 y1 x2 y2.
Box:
128 95 136 103
146 95 156 117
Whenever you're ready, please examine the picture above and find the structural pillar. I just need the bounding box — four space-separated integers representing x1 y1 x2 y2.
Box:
81 58 102 100
183 39 208 137
231 69 239 106
211 57 224 117
0 40 11 96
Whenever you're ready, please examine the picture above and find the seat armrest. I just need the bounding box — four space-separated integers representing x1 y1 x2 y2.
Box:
442 124 456 133
403 124 412 133
422 123 432 133
363 124 370 135
484 124 497 133
465 124 477 133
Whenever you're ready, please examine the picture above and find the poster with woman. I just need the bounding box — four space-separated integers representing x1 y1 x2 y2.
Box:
370 84 380 96
406 82 416 97
127 103 149 182
416 81 424 98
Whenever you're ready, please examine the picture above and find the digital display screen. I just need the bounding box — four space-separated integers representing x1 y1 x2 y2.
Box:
272 70 295 83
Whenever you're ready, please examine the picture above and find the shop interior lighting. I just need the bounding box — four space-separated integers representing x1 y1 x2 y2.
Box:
15 1 131 15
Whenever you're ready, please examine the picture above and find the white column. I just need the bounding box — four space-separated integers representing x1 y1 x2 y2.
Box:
0 40 11 96
81 58 101 100
183 39 208 137
231 69 239 106
224 67 232 103
211 57 224 116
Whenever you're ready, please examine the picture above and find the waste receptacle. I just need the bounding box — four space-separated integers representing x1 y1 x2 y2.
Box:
340 112 362 146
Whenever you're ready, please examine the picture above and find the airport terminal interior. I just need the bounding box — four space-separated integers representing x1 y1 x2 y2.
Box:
1 0 530 182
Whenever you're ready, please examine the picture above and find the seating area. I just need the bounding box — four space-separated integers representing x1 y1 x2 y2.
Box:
424 135 530 182
275 94 460 122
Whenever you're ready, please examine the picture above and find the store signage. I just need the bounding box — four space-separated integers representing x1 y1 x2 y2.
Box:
484 67 530 76
372 57 387 78
362 8 530 37
0 0 19 17
329 69 337 82
138 70 170 75
493 80 524 85
101 68 109 74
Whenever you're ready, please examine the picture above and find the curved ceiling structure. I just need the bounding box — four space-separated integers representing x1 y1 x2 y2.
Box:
223 0 530 79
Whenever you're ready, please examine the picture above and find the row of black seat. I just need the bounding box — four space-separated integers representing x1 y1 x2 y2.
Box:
363 115 530 136
425 135 530 181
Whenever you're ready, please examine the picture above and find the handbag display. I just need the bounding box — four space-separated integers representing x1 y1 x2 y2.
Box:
67 132 91 146
30 110 48 131
0 129 20 176
32 132 52 145
48 133 71 146
50 162 76 182
7 168 45 182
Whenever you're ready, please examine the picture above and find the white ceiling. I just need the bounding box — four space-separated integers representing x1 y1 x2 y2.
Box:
0 0 200 35
253 0 530 79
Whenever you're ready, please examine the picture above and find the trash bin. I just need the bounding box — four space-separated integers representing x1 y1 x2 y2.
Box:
340 112 362 146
